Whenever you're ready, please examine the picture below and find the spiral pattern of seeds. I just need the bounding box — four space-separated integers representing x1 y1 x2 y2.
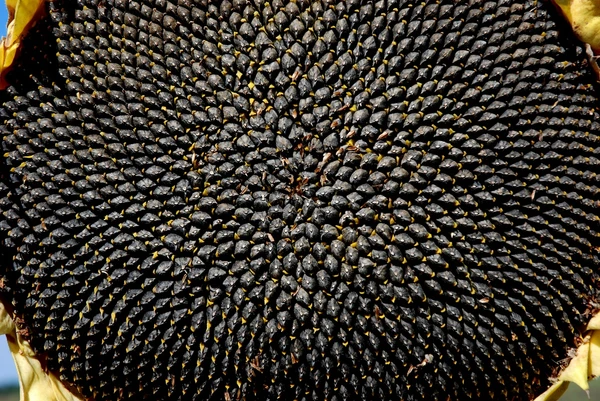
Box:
0 0 600 400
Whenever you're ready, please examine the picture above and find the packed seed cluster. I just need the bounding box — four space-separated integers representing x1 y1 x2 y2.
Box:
0 0 599 400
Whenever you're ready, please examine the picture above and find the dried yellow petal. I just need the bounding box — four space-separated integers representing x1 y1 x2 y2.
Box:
0 0 46 88
1 301 83 401
551 0 600 51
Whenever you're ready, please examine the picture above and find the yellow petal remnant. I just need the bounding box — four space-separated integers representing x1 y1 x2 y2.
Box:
551 0 600 51
0 0 46 89
534 310 600 401
0 299 84 401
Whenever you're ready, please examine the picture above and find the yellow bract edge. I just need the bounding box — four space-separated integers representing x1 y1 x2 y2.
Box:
551 0 600 51
0 300 84 401
534 312 600 401
0 0 46 89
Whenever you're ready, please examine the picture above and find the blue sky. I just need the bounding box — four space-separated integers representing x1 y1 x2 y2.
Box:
0 5 5 35
0 338 17 387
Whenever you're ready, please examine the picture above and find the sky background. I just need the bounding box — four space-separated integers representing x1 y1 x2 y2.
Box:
0 2 17 390
0 338 17 387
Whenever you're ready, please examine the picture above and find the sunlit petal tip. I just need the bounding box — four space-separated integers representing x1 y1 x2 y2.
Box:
0 0 46 89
